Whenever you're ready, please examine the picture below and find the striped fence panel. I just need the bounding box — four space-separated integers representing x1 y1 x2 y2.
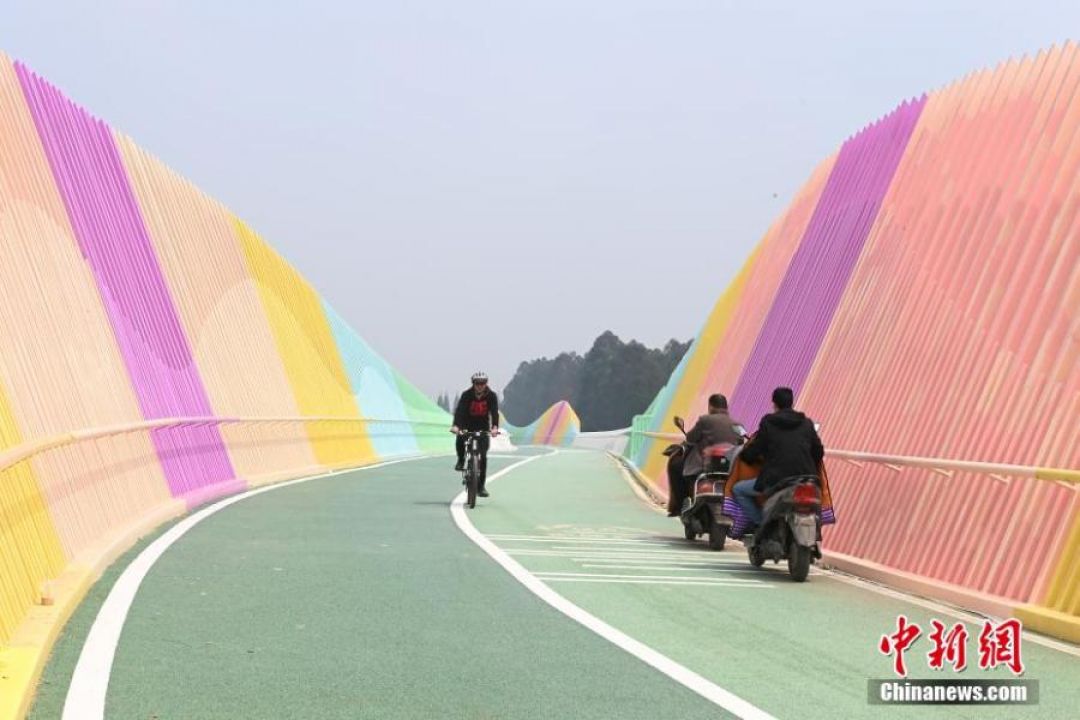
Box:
626 43 1080 641
0 50 449 715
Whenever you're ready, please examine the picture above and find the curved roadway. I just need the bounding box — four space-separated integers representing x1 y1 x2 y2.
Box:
29 448 1080 719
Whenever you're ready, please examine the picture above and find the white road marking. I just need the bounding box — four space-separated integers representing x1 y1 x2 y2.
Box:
450 450 777 720
62 455 431 720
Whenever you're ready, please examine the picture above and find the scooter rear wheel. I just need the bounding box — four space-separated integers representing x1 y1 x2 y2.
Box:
788 541 811 582
683 523 696 541
748 544 765 567
708 520 726 550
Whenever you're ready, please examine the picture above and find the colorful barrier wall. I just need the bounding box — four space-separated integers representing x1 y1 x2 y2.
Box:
507 401 580 446
0 49 449 705
629 44 1080 639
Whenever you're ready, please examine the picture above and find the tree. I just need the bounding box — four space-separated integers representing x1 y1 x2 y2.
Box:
436 392 453 413
502 331 691 431
502 352 583 426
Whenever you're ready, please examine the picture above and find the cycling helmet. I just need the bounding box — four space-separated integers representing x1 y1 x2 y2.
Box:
471 371 488 384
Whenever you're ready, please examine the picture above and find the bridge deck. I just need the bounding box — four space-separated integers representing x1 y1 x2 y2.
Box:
30 449 1080 719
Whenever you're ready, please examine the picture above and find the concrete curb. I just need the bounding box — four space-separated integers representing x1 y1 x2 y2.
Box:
606 452 668 511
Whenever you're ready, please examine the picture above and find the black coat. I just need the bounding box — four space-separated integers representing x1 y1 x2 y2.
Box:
453 388 499 431
740 409 824 495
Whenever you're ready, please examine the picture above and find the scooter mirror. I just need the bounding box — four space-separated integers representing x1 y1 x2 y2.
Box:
673 416 685 431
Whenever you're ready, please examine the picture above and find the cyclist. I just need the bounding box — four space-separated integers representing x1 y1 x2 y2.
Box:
451 372 500 497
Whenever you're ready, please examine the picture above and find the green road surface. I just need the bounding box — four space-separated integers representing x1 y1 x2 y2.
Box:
30 448 1080 719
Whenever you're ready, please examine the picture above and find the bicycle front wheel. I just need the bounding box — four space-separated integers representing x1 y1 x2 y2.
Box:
466 455 479 509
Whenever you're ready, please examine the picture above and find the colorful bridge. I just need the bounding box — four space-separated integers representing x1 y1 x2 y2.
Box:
0 43 1077 720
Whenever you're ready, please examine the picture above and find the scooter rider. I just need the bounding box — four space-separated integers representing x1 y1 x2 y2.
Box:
670 394 744 516
451 372 500 497
732 387 823 531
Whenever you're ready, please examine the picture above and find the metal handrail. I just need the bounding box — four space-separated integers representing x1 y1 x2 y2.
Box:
0 415 449 474
628 430 1080 485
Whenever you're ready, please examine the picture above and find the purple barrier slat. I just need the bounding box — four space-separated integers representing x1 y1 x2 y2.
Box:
15 63 236 498
731 98 927 427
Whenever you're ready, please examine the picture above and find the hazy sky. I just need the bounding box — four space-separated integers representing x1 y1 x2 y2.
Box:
5 1 1078 399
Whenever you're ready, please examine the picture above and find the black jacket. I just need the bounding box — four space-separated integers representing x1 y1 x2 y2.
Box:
682 410 744 477
740 409 824 495
453 388 499 431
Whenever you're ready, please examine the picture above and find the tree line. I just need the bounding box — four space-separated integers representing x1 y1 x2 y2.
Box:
500 331 691 431
435 392 453 413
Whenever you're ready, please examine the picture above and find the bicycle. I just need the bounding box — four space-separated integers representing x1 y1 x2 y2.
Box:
457 430 490 509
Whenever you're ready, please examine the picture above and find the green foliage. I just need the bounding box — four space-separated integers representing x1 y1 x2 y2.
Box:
503 331 691 431
435 392 453 413
503 352 584 426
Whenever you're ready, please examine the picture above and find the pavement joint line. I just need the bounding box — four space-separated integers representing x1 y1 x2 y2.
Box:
570 556 748 563
574 557 751 561
537 578 775 588
531 574 768 587
506 555 748 565
569 557 746 566
579 564 767 574
450 449 777 720
504 547 727 554
504 545 717 551
547 545 730 554
505 549 746 560
484 535 680 545
60 454 432 720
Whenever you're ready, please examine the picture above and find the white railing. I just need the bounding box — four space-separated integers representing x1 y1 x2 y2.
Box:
626 430 1080 486
0 416 448 473
572 428 631 453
